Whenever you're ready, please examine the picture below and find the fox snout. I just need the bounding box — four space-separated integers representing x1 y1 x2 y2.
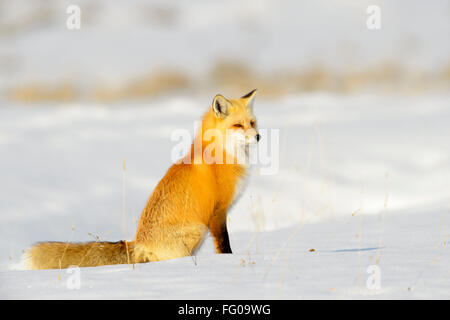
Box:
237 128 260 145
249 128 261 144
247 131 260 144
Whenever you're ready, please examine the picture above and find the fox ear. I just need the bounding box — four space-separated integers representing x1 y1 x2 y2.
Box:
241 89 257 110
212 94 231 118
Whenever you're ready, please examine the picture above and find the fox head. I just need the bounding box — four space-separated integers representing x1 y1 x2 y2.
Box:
198 89 260 164
211 89 260 144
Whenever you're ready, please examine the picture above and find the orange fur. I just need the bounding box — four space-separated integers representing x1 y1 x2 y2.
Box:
26 90 259 269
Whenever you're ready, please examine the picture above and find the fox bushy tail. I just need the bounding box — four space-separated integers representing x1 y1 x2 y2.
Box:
26 240 135 270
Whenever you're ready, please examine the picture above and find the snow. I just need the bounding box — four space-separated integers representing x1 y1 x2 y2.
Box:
0 92 449 299
1 209 448 299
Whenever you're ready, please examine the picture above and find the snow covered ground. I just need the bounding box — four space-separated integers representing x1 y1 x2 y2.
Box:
1 209 449 299
0 92 449 299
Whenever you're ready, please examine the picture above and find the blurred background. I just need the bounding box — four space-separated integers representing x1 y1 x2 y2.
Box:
1 0 449 101
0 0 449 269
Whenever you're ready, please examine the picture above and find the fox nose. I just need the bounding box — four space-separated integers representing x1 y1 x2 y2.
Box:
256 133 261 142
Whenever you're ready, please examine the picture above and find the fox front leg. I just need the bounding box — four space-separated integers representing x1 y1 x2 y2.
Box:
209 213 232 254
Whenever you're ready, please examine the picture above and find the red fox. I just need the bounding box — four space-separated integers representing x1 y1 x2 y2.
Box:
26 90 260 269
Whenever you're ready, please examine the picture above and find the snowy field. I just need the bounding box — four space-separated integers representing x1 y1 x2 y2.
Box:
0 92 449 299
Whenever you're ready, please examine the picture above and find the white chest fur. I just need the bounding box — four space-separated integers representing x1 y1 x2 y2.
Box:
230 171 250 208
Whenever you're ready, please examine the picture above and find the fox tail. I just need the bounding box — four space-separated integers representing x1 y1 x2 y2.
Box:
25 240 134 270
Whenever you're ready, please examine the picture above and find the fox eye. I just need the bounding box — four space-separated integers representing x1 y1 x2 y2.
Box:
250 120 256 127
233 123 243 128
